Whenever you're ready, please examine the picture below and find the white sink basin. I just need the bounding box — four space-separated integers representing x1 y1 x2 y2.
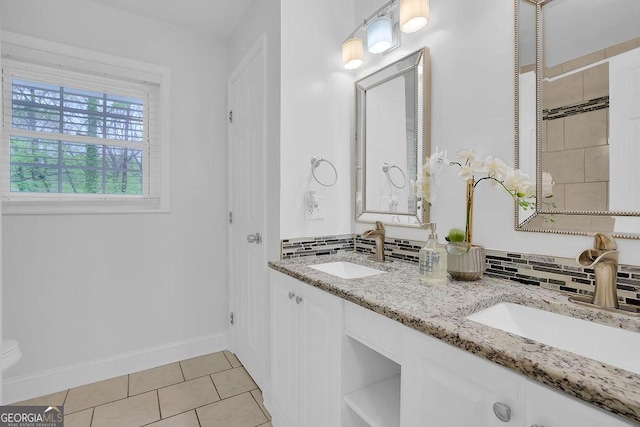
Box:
466 302 640 375
309 261 386 279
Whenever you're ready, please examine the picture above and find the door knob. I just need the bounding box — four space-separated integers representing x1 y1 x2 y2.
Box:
246 232 262 244
493 402 511 422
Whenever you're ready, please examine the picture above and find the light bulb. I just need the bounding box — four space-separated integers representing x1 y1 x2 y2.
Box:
367 16 393 54
342 38 364 69
400 0 429 33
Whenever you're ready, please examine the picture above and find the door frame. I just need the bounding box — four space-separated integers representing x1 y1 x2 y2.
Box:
227 33 269 373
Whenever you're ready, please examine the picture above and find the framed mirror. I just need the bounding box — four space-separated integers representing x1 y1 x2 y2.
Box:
355 47 431 227
515 0 640 239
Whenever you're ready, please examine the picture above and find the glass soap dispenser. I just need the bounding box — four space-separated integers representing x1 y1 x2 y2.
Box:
419 223 448 285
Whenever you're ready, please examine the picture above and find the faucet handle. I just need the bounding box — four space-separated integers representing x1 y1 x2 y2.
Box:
374 221 385 232
589 232 617 250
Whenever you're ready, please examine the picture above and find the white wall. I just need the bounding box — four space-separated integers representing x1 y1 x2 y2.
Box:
1 0 229 401
228 0 281 264
347 0 640 265
280 0 356 238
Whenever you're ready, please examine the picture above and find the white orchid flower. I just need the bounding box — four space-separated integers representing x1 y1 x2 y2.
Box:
542 172 555 198
483 156 512 181
504 169 535 198
458 165 475 181
428 147 449 177
456 149 476 164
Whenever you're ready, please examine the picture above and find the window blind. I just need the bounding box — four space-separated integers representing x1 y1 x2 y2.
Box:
1 56 163 209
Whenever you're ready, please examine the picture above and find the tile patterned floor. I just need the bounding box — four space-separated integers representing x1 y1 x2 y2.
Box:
13 350 271 427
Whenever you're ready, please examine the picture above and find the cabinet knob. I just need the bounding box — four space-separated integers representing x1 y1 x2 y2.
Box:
493 402 511 422
295 296 303 304
288 292 295 300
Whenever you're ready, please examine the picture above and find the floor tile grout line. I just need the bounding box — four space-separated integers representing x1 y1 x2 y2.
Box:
155 389 162 420
89 407 95 426
127 373 131 397
67 388 150 417
178 360 186 382
249 390 271 422
222 350 235 367
139 408 199 427
181 364 236 383
208 373 222 401
194 407 203 427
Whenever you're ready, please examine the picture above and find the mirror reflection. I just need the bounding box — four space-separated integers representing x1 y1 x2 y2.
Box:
516 0 640 237
355 48 430 227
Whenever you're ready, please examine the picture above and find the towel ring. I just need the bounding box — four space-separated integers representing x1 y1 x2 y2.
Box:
383 163 407 189
311 156 338 187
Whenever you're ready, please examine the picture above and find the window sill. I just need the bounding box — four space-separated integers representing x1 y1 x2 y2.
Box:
2 196 169 215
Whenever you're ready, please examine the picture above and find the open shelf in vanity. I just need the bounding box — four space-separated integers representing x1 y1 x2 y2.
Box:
344 371 401 427
342 301 403 427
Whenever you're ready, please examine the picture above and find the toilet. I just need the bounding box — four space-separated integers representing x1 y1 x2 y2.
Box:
2 339 22 372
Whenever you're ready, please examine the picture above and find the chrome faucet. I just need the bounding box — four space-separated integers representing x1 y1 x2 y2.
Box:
363 221 386 262
576 232 619 309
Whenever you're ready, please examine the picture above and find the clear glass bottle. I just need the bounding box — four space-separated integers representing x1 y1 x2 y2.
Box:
419 223 448 284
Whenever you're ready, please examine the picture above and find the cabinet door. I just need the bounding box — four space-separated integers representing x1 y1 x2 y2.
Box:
525 379 638 427
270 272 300 427
297 281 343 427
403 328 524 427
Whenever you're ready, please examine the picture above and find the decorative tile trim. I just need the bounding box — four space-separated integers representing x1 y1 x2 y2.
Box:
280 234 354 259
543 96 608 121
280 233 640 306
355 235 423 263
484 250 640 307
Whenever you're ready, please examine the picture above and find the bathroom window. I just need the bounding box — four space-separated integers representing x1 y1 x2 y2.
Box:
1 33 170 214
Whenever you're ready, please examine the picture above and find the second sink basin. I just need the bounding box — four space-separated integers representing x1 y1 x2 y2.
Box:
466 302 640 375
309 261 385 279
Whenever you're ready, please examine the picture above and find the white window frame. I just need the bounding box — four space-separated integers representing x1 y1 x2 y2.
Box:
1 31 171 214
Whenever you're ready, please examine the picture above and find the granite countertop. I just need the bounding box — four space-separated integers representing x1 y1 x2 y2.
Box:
268 252 640 424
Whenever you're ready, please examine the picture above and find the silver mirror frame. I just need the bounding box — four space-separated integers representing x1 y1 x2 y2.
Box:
355 47 431 228
514 0 640 240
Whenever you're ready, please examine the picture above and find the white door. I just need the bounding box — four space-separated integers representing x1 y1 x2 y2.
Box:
228 35 267 386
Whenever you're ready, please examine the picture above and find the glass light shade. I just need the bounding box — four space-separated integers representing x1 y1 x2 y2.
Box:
400 0 429 33
342 38 364 69
367 16 393 54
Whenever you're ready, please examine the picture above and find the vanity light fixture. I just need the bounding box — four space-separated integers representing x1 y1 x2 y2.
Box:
400 0 430 33
367 16 393 53
342 0 430 70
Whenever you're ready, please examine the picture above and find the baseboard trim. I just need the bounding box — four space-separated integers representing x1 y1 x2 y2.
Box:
2 332 229 404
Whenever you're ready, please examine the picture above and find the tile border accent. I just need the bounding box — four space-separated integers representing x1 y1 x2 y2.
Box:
543 96 609 121
281 234 354 259
280 234 640 306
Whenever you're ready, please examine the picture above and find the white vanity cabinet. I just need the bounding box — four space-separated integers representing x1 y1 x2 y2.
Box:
269 270 343 427
524 379 637 427
266 266 639 427
402 327 525 426
402 326 637 427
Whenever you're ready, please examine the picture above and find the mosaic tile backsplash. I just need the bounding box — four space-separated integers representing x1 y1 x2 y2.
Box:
281 234 640 307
